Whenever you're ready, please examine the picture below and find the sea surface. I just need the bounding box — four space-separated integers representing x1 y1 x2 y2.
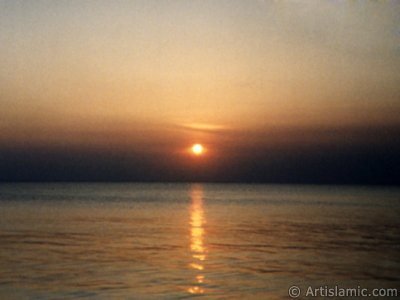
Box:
0 183 399 299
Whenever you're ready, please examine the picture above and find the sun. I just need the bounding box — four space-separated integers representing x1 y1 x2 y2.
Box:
192 144 204 156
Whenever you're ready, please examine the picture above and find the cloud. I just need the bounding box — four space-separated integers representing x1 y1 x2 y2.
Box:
177 123 231 133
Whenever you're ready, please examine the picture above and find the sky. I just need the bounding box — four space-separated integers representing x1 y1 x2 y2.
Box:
0 0 399 183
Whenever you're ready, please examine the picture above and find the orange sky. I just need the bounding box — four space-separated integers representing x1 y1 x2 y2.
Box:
0 1 399 177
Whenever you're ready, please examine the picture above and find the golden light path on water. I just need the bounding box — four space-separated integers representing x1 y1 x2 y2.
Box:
188 185 206 294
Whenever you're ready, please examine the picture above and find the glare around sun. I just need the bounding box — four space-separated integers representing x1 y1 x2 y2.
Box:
192 144 204 155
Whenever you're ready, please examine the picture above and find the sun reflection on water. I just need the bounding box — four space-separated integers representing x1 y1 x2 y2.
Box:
188 184 206 294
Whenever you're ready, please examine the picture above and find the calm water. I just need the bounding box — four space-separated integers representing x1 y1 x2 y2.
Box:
0 183 399 299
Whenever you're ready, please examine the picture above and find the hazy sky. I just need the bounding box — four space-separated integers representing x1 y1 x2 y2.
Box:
1 0 399 183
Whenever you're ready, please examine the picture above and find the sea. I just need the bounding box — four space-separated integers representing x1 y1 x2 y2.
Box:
0 183 399 299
